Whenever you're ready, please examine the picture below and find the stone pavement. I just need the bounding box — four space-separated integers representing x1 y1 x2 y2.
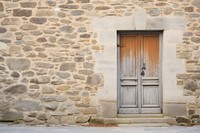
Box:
0 124 200 133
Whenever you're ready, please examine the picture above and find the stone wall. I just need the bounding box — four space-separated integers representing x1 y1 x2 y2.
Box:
0 0 199 125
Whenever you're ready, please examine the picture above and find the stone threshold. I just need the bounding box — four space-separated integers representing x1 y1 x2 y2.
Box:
89 116 177 125
117 114 164 118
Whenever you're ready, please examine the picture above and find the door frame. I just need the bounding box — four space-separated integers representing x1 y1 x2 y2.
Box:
117 31 163 114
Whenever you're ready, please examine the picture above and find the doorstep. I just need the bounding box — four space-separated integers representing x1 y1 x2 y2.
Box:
90 115 177 126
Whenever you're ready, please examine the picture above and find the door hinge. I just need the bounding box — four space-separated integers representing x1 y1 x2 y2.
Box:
117 44 124 47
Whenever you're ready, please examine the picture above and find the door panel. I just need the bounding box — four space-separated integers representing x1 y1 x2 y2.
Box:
119 35 140 113
118 33 161 114
141 34 160 113
141 35 159 77
142 86 159 106
120 35 139 78
121 86 137 107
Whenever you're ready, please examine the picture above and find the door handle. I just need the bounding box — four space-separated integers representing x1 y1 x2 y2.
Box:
141 70 145 76
141 62 145 76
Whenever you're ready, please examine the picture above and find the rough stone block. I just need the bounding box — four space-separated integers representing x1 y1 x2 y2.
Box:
41 95 66 102
184 79 199 91
80 34 90 38
78 27 87 32
163 7 173 15
77 0 90 3
1 111 23 122
71 10 84 16
20 2 37 8
9 45 21 55
13 9 32 17
1 18 20 25
95 6 110 10
0 65 5 70
51 79 65 85
59 4 79 9
11 71 20 78
74 57 84 62
35 62 54 68
0 56 4 62
56 72 71 79
76 116 90 123
59 25 74 33
66 90 79 96
4 84 27 94
30 17 47 24
185 7 194 12
37 37 47 43
47 117 59 125
57 12 66 18
60 116 76 125
176 116 190 124
43 29 55 34
60 63 76 72
30 76 50 84
0 27 7 33
44 102 58 111
57 38 74 44
81 108 97 115
0 39 11 43
76 48 92 56
78 70 94 75
13 99 43 111
20 24 37 31
147 8 160 16
42 86 54 94
37 113 47 121
73 74 85 80
0 3 4 11
22 71 34 77
193 0 200 8
5 2 18 9
30 30 42 36
46 1 56 6
86 74 103 86
36 9 55 16
191 37 200 43
56 85 70 91
0 101 10 112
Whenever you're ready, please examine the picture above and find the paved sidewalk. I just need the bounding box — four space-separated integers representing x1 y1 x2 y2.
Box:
0 124 200 133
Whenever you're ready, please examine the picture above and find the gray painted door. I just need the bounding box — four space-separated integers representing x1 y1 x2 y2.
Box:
118 33 161 114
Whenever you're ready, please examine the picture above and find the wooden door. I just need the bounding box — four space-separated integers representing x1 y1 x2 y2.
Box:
118 33 161 114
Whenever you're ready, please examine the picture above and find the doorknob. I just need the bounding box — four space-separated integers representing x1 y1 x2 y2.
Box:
141 63 146 76
141 70 145 76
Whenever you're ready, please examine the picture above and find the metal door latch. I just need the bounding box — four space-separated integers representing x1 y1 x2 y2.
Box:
117 44 124 47
142 63 146 70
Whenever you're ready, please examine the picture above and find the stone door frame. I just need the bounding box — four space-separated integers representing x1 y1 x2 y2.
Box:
92 10 195 117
